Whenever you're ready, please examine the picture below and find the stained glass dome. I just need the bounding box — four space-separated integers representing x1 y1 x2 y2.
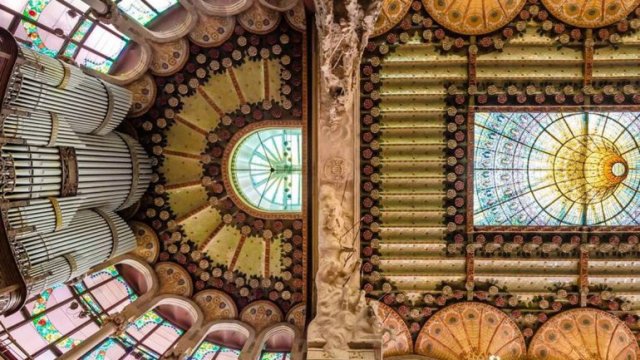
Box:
473 112 640 226
229 128 302 213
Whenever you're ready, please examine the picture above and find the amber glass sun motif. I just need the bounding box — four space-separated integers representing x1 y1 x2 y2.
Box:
473 112 640 226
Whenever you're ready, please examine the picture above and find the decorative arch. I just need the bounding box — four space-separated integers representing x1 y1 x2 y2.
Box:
254 323 298 360
529 308 639 360
414 302 526 359
222 121 303 219
0 262 146 359
190 320 255 360
83 294 204 359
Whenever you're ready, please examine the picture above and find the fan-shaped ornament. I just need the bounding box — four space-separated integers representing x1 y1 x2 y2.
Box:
415 302 526 360
529 308 639 360
422 0 526 35
372 0 412 37
541 0 640 28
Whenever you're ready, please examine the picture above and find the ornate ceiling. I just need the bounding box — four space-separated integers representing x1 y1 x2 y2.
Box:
360 0 640 358
120 0 308 338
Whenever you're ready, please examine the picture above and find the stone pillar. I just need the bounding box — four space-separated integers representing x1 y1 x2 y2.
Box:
307 0 384 359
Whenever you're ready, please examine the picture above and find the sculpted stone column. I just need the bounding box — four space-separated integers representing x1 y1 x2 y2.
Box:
308 1 383 359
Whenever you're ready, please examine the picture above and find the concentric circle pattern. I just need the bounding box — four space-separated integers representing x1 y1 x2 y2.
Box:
529 308 639 360
415 302 526 359
541 0 640 28
423 0 526 35
473 112 640 226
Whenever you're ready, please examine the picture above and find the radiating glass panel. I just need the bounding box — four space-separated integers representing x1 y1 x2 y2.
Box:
230 128 303 213
473 112 640 226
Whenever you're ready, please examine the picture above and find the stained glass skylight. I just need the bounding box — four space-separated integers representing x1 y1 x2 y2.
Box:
0 0 177 73
230 128 303 213
473 112 640 226
84 309 184 359
0 266 137 359
115 0 178 26
190 341 241 360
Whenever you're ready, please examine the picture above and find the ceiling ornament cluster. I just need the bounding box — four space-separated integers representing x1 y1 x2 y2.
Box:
108 0 305 89
131 18 306 321
359 0 640 355
529 308 639 359
423 0 527 35
373 302 637 358
370 0 640 50
541 0 640 28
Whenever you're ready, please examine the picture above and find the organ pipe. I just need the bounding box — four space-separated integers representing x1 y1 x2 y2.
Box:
1 131 151 211
16 209 137 297
4 46 131 136
0 29 151 315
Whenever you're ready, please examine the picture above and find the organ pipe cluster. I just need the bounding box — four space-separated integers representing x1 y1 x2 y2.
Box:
0 32 151 314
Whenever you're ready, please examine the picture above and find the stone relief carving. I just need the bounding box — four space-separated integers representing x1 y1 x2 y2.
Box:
314 0 382 136
311 0 382 357
308 186 381 356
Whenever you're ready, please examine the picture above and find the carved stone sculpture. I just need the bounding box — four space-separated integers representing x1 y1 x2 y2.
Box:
314 0 382 136
310 0 382 357
308 186 381 356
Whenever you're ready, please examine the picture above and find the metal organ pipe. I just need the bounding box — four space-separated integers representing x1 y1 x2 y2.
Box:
1 132 151 211
17 209 136 296
5 46 131 136
0 33 152 314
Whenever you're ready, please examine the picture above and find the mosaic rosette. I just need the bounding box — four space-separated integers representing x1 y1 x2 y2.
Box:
423 0 527 35
415 302 526 359
529 308 639 359
541 0 640 28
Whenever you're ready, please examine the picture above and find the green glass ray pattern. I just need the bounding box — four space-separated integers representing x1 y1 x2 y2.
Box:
230 128 303 213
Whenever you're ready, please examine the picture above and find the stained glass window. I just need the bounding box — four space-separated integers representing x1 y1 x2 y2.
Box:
0 0 128 73
0 266 137 359
190 341 241 360
115 0 179 25
260 351 291 360
230 128 303 213
473 112 640 226
84 309 184 360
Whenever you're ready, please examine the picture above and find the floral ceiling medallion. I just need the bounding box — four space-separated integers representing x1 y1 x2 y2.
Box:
541 0 640 28
422 0 526 35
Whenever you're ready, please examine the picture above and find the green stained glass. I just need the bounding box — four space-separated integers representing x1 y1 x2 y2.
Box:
130 310 164 330
83 58 114 74
191 342 220 360
230 128 303 213
22 0 57 57
473 112 640 226
63 42 78 58
83 337 120 360
116 0 178 25
31 286 83 351
72 19 93 41
260 352 290 360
